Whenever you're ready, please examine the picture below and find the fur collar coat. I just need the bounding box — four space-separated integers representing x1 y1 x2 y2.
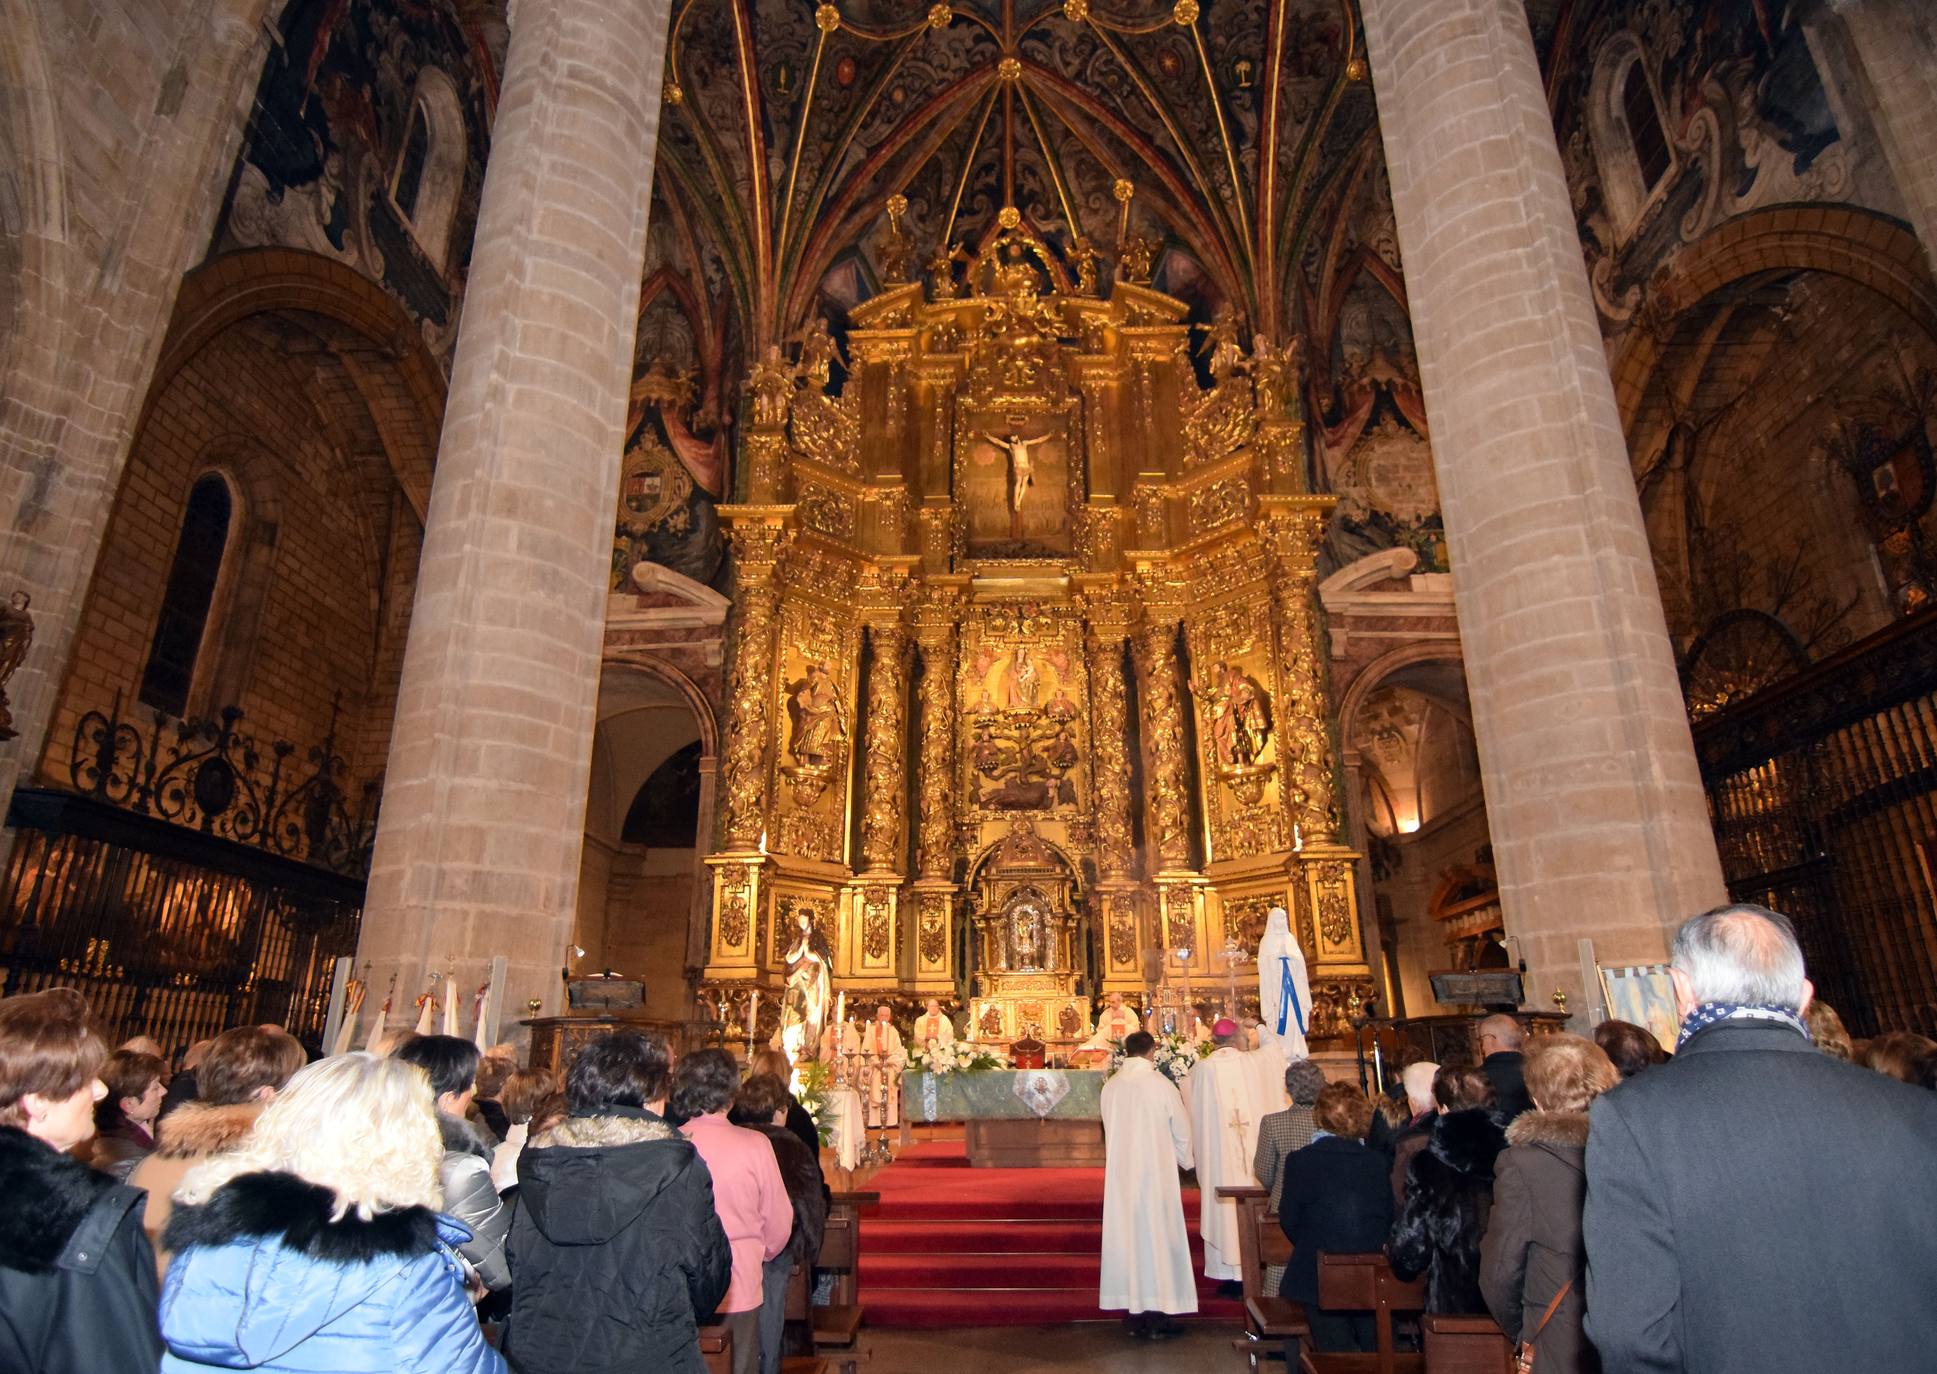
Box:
0 1125 162 1373
1480 1110 1597 1373
1388 1107 1508 1315
158 1169 502 1374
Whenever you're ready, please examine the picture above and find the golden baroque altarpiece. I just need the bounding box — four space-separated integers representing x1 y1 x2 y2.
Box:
701 215 1373 1043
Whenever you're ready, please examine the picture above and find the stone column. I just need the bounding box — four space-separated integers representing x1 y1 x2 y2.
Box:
357 0 673 1026
1359 0 1727 1005
910 597 959 991
1830 0 1937 276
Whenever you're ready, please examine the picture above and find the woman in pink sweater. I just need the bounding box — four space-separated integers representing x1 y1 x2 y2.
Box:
671 1050 792 1374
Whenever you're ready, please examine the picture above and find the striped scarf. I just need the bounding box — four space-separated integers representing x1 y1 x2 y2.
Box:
1676 1000 1810 1050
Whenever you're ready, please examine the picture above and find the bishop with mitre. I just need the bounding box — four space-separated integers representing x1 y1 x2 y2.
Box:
1183 1017 1269 1284
1100 1030 1196 1337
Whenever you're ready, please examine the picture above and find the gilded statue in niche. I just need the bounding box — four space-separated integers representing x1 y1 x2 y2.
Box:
782 661 847 807
1197 660 1274 768
982 430 1052 528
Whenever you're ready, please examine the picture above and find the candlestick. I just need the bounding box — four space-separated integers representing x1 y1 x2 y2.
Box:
747 989 760 1039
835 989 845 1026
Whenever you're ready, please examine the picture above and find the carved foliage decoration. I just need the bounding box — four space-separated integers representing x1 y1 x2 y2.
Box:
797 482 855 539
918 892 948 966
860 623 909 870
915 625 958 878
862 885 892 962
791 386 862 475
1086 629 1135 879
1224 894 1274 951
1107 895 1137 968
1184 375 1258 469
716 866 750 949
1314 861 1355 949
1136 620 1195 869
721 580 779 849
1189 479 1251 533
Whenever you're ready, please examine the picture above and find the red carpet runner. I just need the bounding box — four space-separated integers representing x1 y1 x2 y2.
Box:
857 1141 1245 1328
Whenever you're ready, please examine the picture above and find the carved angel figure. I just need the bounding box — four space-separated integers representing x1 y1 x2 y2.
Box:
748 345 795 428
796 317 841 388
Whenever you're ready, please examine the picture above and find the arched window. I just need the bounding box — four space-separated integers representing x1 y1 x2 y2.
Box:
139 475 233 718
1621 60 1672 192
1589 36 1677 239
390 70 467 272
393 104 431 222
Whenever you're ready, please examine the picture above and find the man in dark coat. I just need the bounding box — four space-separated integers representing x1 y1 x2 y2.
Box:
502 1030 730 1374
1584 903 1937 1374
0 1124 163 1374
1478 1015 1532 1121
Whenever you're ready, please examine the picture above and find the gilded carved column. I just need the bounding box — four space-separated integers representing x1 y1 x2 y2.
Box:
1135 615 1195 872
718 525 785 849
1088 626 1136 880
859 618 910 871
704 518 785 979
1088 618 1147 984
1260 500 1339 845
910 596 960 990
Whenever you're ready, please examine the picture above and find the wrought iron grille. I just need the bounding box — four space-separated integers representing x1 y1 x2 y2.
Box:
1695 608 1937 1037
0 790 363 1052
68 694 379 879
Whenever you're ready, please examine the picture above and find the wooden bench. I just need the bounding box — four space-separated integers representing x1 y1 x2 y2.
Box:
1220 1184 1312 1372
700 1318 829 1374
807 1189 876 1373
1420 1314 1514 1374
1296 1252 1425 1374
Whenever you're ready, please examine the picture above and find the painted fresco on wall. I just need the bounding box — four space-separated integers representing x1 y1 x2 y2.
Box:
1547 0 1897 337
614 188 739 591
1297 155 1444 576
212 0 502 366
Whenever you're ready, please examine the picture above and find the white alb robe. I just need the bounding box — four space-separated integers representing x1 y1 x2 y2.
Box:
1183 1045 1267 1280
1099 1057 1198 1315
862 1020 906 1127
1083 1004 1142 1048
913 1011 955 1047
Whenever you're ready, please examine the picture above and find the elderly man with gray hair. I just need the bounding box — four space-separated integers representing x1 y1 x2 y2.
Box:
1583 903 1937 1374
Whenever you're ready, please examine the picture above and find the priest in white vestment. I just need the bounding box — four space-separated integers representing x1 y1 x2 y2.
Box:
1183 1018 1268 1283
861 1005 906 1128
913 998 955 1047
1099 1030 1197 1333
1082 991 1142 1048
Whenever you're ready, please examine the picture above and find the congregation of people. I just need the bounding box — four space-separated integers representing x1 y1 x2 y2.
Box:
1099 903 1937 1373
0 994 831 1374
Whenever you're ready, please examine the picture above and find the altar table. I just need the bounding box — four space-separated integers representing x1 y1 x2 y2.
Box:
904 1069 1106 1167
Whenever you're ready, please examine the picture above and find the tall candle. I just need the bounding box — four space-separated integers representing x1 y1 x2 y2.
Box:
835 990 845 1027
747 989 760 1038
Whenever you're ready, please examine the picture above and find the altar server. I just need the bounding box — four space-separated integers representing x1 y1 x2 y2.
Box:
861 1006 906 1129
1100 1030 1197 1336
914 999 955 1048
1183 1018 1267 1285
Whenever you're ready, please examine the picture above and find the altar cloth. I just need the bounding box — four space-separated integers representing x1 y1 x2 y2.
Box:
904 1068 1106 1122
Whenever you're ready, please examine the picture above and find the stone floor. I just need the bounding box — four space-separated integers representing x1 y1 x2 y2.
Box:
858 1322 1254 1372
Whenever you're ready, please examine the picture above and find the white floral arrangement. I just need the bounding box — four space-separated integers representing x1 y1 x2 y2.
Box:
1109 1030 1211 1087
908 1041 1011 1075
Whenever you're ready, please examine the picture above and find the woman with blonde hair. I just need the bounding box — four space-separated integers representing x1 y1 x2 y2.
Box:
1480 1033 1620 1374
157 1053 504 1373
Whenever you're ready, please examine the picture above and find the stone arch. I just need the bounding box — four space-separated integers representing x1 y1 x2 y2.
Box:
597 651 721 761
151 248 446 519
1612 206 1937 436
1336 640 1472 757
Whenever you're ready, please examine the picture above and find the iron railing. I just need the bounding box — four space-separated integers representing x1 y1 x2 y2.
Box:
68 695 379 879
1694 608 1937 1037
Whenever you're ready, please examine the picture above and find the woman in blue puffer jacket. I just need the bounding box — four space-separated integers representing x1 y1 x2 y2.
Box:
157 1052 505 1374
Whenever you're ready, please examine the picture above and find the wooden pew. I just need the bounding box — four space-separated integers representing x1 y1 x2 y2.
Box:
1219 1184 1311 1372
809 1189 877 1373
1420 1314 1514 1374
1296 1253 1424 1374
698 1321 732 1374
